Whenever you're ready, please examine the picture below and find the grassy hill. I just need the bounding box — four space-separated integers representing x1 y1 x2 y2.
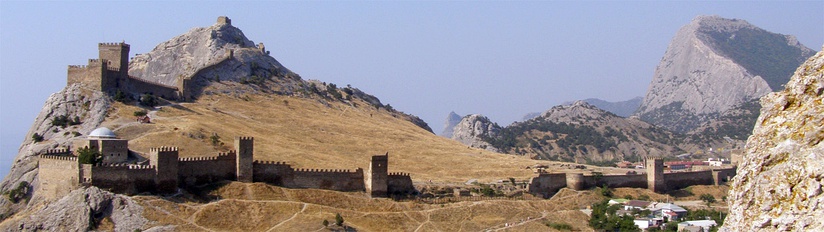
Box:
103 82 561 184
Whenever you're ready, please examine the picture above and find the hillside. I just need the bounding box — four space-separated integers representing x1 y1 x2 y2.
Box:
636 15 815 133
0 17 576 228
456 101 684 164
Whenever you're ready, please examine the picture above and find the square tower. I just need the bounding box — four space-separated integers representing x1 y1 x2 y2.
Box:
646 157 666 193
150 146 179 193
235 137 254 182
98 42 130 71
365 153 389 197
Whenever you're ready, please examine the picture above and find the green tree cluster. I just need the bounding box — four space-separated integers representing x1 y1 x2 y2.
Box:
77 146 102 165
51 115 82 128
588 200 640 231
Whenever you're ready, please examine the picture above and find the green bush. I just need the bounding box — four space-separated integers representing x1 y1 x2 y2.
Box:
335 213 344 226
545 222 573 231
5 181 30 203
140 93 158 107
77 146 102 165
134 110 148 117
31 133 44 143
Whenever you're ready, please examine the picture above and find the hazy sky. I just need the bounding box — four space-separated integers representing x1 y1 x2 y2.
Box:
1 1 822 176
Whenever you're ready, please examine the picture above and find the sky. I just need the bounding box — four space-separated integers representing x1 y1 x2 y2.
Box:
1 1 822 177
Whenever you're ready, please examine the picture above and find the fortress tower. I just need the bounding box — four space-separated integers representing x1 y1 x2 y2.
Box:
235 137 254 182
150 146 179 193
365 153 389 197
646 157 666 192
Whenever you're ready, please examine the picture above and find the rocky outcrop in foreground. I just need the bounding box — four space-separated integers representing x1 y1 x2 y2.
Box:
2 187 151 232
722 47 824 231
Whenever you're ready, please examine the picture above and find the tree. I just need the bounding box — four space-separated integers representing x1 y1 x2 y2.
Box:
113 90 128 102
700 194 717 206
140 93 158 107
134 110 148 117
31 133 44 143
598 185 613 197
335 213 344 226
77 146 102 165
322 219 329 227
210 133 222 146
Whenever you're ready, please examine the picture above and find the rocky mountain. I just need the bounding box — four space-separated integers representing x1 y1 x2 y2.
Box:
439 111 463 138
636 15 815 133
449 114 500 152
477 101 683 164
522 97 642 121
722 47 824 231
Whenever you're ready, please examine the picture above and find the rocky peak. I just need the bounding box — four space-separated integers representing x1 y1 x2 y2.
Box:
636 15 814 133
129 16 291 87
539 101 616 124
440 111 463 138
722 47 824 231
449 114 500 152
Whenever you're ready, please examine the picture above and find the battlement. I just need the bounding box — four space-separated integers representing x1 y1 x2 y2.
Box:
107 67 120 72
253 160 289 165
389 172 410 176
98 42 130 48
68 65 88 69
44 148 71 155
39 154 77 161
150 146 178 152
217 16 231 25
294 168 359 174
237 136 254 141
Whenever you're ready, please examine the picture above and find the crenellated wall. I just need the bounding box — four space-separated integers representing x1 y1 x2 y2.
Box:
177 152 237 186
252 161 295 186
387 173 415 195
528 173 567 198
291 168 365 191
89 164 155 194
527 158 737 198
38 155 80 200
38 135 414 198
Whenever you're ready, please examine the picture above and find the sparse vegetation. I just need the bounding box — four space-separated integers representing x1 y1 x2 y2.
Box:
134 110 148 117
4 181 30 203
140 93 158 107
545 221 573 231
77 146 102 165
31 133 43 143
210 133 222 147
51 114 81 128
113 89 128 102
700 193 717 206
334 213 344 226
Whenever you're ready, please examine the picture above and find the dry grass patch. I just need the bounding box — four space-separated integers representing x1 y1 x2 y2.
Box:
192 200 302 231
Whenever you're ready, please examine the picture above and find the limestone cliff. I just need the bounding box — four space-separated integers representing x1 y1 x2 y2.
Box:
722 47 824 231
1 187 152 232
449 114 501 152
636 15 815 133
440 111 463 138
128 18 291 88
0 84 110 218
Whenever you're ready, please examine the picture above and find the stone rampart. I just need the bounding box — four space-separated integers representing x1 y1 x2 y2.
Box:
126 75 179 100
43 149 71 156
38 155 80 199
90 164 155 194
664 170 714 190
387 173 415 195
527 173 567 198
177 152 236 186
177 49 234 101
291 168 365 191
712 167 737 185
252 161 295 186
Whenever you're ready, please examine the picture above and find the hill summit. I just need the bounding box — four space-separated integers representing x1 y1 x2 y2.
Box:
636 15 815 133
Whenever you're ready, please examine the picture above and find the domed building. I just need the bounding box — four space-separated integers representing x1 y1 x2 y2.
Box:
74 127 129 164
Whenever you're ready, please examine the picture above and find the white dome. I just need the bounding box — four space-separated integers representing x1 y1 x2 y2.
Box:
89 127 116 138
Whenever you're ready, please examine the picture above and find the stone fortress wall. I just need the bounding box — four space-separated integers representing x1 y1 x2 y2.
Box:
38 135 414 199
527 157 737 198
67 41 192 101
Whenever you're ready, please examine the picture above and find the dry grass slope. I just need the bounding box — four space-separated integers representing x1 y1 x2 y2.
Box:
103 92 559 183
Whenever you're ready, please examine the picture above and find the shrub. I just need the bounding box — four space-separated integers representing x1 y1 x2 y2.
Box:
5 181 30 203
322 219 329 227
139 93 158 107
210 133 221 146
335 213 344 226
700 194 717 205
598 185 613 197
113 90 128 102
77 146 102 165
545 222 573 230
31 133 43 143
134 110 148 117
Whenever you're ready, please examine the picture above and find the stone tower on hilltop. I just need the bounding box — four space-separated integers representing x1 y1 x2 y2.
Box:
646 157 665 192
366 153 389 197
